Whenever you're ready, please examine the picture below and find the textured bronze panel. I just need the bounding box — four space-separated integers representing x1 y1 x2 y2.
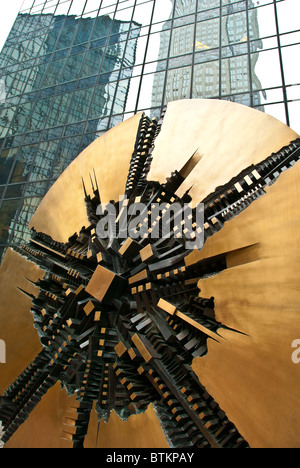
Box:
192 160 300 448
0 249 44 393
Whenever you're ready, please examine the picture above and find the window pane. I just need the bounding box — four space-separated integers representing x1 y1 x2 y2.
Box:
288 100 300 135
222 55 250 95
254 5 277 40
74 18 95 45
84 0 102 15
69 0 87 16
9 144 37 183
193 61 219 99
152 0 173 24
222 11 247 46
67 89 93 124
52 135 82 178
133 2 154 25
196 17 219 50
146 31 170 64
251 49 282 89
47 93 73 126
0 148 19 184
170 24 195 57
150 71 166 108
0 199 21 243
54 0 72 16
164 66 192 104
277 0 300 34
175 0 196 17
9 196 43 244
198 0 220 11
282 45 300 86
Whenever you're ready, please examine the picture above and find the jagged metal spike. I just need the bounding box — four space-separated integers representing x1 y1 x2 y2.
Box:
89 173 95 194
25 277 39 287
82 177 88 199
93 168 100 196
184 184 194 197
179 148 202 179
17 287 36 300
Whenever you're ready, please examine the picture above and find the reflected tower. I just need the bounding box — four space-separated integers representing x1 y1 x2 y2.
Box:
0 10 141 258
152 0 263 110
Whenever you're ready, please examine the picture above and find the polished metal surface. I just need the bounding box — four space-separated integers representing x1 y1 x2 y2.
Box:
148 99 299 204
1 99 300 448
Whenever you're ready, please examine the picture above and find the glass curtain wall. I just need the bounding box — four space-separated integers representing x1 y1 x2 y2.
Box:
0 0 299 260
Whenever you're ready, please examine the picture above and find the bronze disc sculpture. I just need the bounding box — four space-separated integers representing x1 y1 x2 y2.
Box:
0 99 300 448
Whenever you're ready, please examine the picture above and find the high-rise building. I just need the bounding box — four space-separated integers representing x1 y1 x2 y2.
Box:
151 0 264 110
0 0 299 261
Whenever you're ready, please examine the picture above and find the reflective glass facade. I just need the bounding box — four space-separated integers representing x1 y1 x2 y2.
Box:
0 0 299 261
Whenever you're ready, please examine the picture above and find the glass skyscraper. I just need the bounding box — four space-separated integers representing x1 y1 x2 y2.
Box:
0 0 299 261
151 0 263 110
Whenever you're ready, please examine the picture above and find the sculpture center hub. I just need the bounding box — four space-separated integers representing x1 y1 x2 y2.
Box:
85 264 127 304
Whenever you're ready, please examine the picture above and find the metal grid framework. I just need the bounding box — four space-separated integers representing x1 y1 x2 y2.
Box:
0 0 299 260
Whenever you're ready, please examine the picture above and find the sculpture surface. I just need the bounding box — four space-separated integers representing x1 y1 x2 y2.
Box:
1 100 300 448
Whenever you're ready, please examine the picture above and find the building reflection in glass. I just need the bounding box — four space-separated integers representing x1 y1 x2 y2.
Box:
0 7 141 256
151 0 263 112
